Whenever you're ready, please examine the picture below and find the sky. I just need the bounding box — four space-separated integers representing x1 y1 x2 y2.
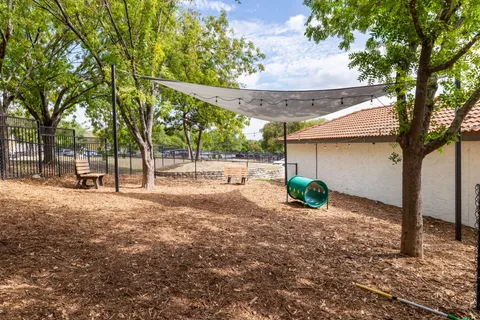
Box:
180 0 393 140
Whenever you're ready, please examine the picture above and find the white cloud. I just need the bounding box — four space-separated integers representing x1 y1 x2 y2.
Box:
230 15 391 137
230 17 363 91
180 0 235 12
285 14 307 33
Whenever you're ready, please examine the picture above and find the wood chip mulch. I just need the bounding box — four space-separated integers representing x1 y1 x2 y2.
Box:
0 175 478 319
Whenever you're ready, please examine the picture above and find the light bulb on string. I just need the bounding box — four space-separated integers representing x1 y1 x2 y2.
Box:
335 144 338 150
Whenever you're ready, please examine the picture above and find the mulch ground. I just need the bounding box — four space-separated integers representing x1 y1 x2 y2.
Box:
0 175 478 320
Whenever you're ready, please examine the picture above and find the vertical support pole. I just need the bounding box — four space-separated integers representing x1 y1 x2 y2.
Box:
105 139 109 174
195 158 197 180
129 144 133 175
455 78 462 241
315 143 318 179
161 148 164 167
112 65 120 192
284 122 288 203
37 120 42 176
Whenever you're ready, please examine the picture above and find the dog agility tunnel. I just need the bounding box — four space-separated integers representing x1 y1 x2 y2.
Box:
287 176 329 208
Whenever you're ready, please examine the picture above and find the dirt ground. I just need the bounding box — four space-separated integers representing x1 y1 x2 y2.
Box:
0 175 478 320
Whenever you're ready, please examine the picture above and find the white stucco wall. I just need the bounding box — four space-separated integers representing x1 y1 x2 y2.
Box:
287 141 480 227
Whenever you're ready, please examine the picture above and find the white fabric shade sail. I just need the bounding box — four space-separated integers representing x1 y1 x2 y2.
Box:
147 77 387 122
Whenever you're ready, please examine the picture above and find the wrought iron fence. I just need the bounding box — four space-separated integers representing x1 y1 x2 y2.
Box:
0 114 284 180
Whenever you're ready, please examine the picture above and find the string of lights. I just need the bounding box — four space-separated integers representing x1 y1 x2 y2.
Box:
115 68 384 107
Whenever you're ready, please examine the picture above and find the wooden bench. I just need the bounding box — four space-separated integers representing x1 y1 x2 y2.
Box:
74 159 106 189
224 167 248 185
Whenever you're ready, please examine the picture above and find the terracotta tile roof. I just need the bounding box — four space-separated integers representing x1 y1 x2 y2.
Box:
285 104 480 142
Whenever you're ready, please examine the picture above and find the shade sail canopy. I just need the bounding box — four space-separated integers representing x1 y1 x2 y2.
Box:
148 76 387 122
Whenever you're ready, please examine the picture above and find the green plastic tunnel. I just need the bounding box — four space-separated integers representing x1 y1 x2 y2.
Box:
287 176 329 208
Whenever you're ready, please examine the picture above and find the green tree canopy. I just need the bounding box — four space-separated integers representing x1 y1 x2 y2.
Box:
261 119 325 153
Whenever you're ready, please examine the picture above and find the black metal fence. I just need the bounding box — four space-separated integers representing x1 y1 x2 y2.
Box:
0 115 284 180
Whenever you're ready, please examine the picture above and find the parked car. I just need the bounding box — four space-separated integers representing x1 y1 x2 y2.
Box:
63 150 75 157
83 150 99 157
273 158 285 165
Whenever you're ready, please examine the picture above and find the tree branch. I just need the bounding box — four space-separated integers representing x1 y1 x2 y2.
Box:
424 86 480 155
430 32 480 73
409 0 425 40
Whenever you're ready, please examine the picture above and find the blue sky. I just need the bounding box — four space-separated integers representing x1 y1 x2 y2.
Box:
181 0 392 139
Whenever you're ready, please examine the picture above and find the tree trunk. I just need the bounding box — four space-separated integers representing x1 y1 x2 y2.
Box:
140 143 155 190
41 126 57 164
400 147 425 258
183 120 194 160
195 129 203 161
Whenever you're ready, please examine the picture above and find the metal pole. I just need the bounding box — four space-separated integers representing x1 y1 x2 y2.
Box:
112 65 120 192
129 144 133 175
105 139 109 174
455 78 462 241
315 143 318 179
284 122 288 203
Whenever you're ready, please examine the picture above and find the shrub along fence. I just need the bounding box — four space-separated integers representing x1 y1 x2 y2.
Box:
0 115 284 180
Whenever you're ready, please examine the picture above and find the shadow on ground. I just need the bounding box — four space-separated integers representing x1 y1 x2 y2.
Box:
0 178 477 319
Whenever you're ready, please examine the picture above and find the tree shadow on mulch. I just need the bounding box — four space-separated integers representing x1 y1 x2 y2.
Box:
0 183 477 319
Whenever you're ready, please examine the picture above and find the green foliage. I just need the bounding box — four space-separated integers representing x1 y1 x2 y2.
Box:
261 119 325 153
162 10 264 158
242 140 263 152
304 0 480 148
58 119 88 137
0 2 50 113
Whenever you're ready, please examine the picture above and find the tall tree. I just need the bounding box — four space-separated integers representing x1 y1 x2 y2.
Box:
304 0 480 257
18 26 102 163
0 1 44 114
35 0 178 189
163 11 264 160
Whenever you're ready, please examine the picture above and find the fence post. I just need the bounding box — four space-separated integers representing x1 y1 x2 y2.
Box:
57 143 61 177
0 115 6 180
161 148 164 167
73 130 76 160
129 144 133 175
36 121 42 176
105 139 109 174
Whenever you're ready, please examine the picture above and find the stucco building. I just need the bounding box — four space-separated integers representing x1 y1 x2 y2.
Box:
285 105 480 227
